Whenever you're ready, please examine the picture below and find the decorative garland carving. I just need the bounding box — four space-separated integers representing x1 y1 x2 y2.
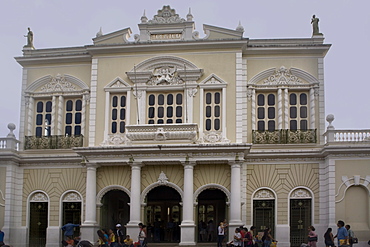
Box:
291 188 311 198
30 192 48 202
254 189 275 199
264 66 302 85
101 134 128 146
63 192 82 201
40 74 77 92
148 66 182 85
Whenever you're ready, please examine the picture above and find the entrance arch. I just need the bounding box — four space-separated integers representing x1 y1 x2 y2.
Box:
100 189 130 236
145 186 182 243
196 187 229 243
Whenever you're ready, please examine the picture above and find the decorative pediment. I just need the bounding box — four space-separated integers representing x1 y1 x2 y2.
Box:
200 73 227 85
148 6 185 24
104 77 131 91
248 67 319 87
26 74 89 94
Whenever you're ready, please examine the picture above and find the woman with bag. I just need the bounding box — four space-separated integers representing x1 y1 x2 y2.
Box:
308 226 318 247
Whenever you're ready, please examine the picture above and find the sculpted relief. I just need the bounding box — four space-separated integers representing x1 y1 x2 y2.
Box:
148 66 182 85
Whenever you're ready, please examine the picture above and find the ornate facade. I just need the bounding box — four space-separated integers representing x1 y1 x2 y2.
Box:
0 6 370 247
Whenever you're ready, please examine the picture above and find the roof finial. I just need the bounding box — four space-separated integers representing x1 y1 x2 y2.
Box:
96 27 103 37
186 7 193 21
141 9 148 23
236 20 244 32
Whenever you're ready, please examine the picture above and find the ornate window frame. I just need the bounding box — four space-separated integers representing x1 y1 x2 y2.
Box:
251 187 277 229
288 187 314 225
59 190 84 227
26 190 50 229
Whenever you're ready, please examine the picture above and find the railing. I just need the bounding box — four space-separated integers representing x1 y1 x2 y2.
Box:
24 135 84 150
325 129 370 143
0 137 20 150
252 129 316 144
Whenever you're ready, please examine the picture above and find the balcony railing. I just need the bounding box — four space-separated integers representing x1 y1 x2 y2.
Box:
252 129 316 144
324 129 370 143
24 135 84 150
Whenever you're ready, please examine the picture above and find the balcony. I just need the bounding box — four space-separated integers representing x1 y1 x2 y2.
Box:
24 135 84 150
125 123 198 143
252 129 316 144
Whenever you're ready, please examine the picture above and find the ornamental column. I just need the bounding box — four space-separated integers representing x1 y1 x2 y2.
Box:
228 160 243 241
180 160 196 246
126 161 143 238
81 162 99 243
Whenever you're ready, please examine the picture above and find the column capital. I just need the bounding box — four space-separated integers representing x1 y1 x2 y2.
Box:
182 160 196 169
85 162 100 169
130 161 143 169
228 159 242 168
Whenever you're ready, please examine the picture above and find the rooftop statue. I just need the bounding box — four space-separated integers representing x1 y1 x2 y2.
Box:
24 27 34 49
311 15 323 36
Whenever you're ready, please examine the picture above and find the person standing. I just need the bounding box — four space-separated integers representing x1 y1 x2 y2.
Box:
334 220 348 246
0 228 5 246
233 228 242 247
108 228 117 247
207 220 215 242
262 228 276 247
246 226 255 247
345 225 354 247
61 222 80 240
217 221 226 247
138 223 147 247
308 226 318 247
324 228 335 247
115 224 125 246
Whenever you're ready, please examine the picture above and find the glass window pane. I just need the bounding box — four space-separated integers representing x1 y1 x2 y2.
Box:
257 94 264 106
36 114 43 125
268 94 275 106
214 119 220 130
120 122 125 133
258 108 265 119
46 101 52 112
149 95 155 106
167 94 173 105
176 106 182 117
121 96 126 107
65 126 72 136
75 126 81 135
167 107 173 117
215 106 220 117
148 107 155 118
157 119 164 124
112 109 117 120
268 107 275 119
76 100 82 111
45 114 51 124
75 113 81 124
112 96 118 107
290 107 297 118
66 113 72 124
148 120 154 124
176 94 182 104
167 119 173 124
111 122 117 133
206 93 212 104
290 94 297 105
206 106 211 117
36 127 42 137
158 107 164 118
258 121 265 131
290 120 297 130
120 109 125 120
158 94 164 105
300 120 308 130
66 100 73 111
268 120 275 131
215 92 221 104
37 102 43 112
300 93 307 105
206 119 211 131
300 106 307 118
176 119 182 123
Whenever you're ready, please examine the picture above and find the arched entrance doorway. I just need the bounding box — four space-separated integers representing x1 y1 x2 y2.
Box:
197 189 227 243
100 190 130 236
145 186 181 243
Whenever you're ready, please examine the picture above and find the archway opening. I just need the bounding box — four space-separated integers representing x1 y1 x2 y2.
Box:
145 186 181 243
100 189 130 236
197 188 227 243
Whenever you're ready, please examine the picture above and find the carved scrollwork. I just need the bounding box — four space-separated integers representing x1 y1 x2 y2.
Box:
254 189 275 199
63 192 82 201
148 6 185 24
30 192 48 202
40 74 77 92
264 66 302 85
148 66 182 85
290 188 311 198
158 171 169 184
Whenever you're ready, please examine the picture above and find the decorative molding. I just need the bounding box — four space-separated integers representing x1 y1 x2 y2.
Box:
141 181 183 204
335 175 370 203
148 66 182 85
193 183 231 205
96 185 131 204
104 77 131 91
253 189 275 199
290 188 312 198
0 189 5 207
26 74 89 94
101 133 129 146
202 131 230 144
63 192 82 201
148 6 185 24
263 66 302 85
158 171 169 184
199 73 228 88
30 192 48 202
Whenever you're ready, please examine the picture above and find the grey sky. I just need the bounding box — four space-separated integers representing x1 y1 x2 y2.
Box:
1 0 369 137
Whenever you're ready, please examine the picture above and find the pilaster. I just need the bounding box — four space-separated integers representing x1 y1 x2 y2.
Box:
228 160 243 241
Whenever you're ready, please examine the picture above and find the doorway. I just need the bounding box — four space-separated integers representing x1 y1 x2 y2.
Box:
197 189 227 243
253 200 275 237
290 199 312 247
145 186 181 243
29 202 48 247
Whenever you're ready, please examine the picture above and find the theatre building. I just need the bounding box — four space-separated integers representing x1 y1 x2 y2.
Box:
1 5 370 247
